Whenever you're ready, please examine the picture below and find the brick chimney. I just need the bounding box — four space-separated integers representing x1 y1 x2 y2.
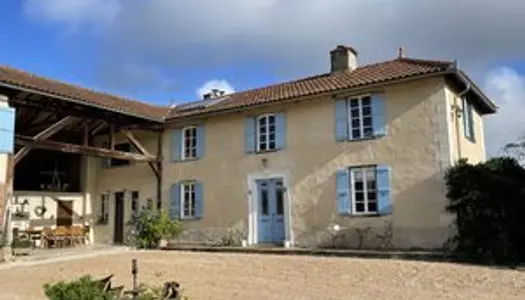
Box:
330 45 358 72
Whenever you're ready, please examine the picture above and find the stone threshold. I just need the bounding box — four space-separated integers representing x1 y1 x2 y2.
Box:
161 245 457 263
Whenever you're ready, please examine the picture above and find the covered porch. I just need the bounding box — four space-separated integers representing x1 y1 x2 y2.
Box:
0 68 165 254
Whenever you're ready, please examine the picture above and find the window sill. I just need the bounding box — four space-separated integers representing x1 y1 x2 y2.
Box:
253 148 282 155
339 212 387 218
180 216 201 221
339 134 385 143
172 157 201 163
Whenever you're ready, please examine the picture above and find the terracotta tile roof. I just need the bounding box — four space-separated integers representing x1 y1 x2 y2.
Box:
0 57 461 122
0 65 169 121
166 57 455 119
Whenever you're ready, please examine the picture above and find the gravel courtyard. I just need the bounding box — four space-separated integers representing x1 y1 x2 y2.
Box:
0 250 524 300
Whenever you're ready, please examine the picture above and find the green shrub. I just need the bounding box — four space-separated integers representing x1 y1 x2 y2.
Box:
135 209 182 249
43 275 112 300
43 276 188 300
445 157 525 264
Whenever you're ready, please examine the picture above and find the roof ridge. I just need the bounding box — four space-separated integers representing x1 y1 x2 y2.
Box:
395 57 454 67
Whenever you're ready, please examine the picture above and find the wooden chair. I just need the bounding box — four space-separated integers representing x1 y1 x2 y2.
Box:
53 226 69 248
41 227 55 249
70 226 85 246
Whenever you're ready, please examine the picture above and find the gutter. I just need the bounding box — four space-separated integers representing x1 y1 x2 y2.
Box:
444 66 498 114
0 82 165 123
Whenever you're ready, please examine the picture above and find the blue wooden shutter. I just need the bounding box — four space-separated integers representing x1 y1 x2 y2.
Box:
0 106 15 154
171 129 181 161
335 100 348 141
376 165 393 215
336 169 352 214
244 117 256 153
371 94 387 136
194 181 203 218
196 125 205 159
169 183 181 219
275 112 286 150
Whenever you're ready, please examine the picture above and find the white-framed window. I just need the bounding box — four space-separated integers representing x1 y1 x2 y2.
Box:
350 166 378 214
100 193 109 224
463 98 475 142
256 114 276 151
348 95 373 140
107 142 132 167
181 126 197 160
131 191 139 215
180 181 196 218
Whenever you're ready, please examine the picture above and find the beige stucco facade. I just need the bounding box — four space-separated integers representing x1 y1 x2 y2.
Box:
86 75 488 250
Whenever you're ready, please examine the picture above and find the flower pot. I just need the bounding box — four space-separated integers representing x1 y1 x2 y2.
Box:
158 239 168 249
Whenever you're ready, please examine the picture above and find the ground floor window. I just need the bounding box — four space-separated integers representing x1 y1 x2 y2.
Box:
350 166 378 214
181 182 196 218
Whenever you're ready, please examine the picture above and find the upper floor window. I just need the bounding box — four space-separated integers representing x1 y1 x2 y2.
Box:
171 125 204 162
181 126 197 160
245 112 286 153
348 96 373 139
335 94 386 141
462 97 475 142
257 114 277 151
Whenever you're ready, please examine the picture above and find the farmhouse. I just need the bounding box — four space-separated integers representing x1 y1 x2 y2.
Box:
0 45 497 251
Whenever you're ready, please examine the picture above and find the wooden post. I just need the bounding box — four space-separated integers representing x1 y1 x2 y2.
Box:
156 131 163 210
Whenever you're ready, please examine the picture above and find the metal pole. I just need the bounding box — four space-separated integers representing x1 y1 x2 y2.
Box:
131 258 138 300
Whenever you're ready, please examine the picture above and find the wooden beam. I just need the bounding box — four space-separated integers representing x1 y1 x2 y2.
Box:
121 129 159 178
83 122 89 146
14 116 75 165
156 131 163 210
121 130 153 157
15 134 156 162
109 124 115 150
90 120 106 135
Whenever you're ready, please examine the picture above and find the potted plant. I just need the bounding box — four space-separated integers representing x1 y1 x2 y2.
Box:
134 209 181 249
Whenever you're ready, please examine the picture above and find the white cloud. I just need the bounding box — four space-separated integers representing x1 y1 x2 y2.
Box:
23 0 121 31
20 0 525 153
196 79 235 99
483 67 525 157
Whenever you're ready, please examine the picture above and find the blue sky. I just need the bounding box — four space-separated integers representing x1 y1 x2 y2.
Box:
1 0 525 156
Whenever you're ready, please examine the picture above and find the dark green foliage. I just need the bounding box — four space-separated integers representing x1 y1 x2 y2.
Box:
135 209 182 249
43 275 113 300
445 157 525 264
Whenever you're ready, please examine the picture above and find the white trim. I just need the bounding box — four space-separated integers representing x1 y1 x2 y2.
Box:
350 167 378 214
180 126 197 160
246 169 292 247
255 114 276 152
180 181 196 219
346 95 373 140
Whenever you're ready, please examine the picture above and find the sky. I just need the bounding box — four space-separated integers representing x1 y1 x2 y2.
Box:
0 0 524 157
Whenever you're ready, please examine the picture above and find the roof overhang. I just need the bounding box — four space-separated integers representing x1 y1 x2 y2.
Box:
444 66 498 114
0 81 165 123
